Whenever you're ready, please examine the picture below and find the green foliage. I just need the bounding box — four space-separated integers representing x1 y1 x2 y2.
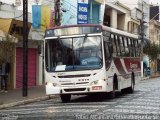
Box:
0 34 16 64
143 41 160 61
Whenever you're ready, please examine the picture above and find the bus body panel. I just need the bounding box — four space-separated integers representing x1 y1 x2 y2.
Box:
45 68 111 95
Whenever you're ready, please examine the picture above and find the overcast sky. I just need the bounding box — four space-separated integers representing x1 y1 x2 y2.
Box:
0 0 160 10
1 0 160 5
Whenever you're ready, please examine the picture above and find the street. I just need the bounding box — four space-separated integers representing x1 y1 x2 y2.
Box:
1 78 160 120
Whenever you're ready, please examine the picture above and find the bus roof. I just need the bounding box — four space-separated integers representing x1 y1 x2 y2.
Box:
102 25 139 39
45 24 139 39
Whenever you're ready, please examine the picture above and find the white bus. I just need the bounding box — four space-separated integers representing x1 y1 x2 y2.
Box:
44 24 141 102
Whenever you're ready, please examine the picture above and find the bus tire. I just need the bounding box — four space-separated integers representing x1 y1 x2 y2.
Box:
60 94 71 103
128 73 135 93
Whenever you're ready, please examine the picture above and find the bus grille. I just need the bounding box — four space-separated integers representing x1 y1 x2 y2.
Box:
61 82 89 86
58 74 91 78
64 88 86 92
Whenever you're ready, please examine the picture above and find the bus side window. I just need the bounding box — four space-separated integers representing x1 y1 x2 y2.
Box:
127 38 132 57
104 41 111 69
124 37 130 57
119 36 125 57
134 40 138 57
130 39 136 57
114 35 120 56
132 39 137 57
138 39 141 57
111 34 117 57
136 40 140 57
117 36 122 57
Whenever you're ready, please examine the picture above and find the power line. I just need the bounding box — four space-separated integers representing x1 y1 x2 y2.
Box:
62 0 77 9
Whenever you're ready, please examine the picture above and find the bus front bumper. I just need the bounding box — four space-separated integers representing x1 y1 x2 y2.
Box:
45 83 107 95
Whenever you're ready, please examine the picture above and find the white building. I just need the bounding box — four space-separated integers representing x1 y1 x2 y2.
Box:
107 0 150 41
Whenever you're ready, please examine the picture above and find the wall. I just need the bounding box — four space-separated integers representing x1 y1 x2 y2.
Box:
149 20 160 44
0 3 43 88
117 14 125 30
104 1 132 31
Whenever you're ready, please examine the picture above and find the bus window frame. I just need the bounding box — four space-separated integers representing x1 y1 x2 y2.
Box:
121 36 126 57
111 34 117 57
103 34 112 70
114 35 120 56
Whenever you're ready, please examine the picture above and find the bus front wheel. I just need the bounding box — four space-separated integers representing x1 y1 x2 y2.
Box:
60 94 71 103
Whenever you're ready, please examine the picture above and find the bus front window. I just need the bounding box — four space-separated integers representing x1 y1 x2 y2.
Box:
45 36 102 72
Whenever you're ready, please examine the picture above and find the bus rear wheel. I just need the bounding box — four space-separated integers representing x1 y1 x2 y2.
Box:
60 94 71 103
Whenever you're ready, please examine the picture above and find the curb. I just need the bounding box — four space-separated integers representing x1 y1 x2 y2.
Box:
141 77 149 80
0 95 58 109
150 75 160 79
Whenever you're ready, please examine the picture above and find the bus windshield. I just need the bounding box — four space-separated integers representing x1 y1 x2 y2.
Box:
45 35 103 72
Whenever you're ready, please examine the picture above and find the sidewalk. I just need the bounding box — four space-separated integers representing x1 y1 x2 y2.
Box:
149 71 160 78
141 71 160 80
0 85 58 109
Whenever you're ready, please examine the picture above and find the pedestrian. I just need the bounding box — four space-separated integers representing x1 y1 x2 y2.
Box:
0 61 10 93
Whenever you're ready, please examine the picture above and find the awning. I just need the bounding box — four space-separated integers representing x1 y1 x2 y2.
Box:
0 30 6 41
94 0 105 4
0 30 5 38
0 30 18 43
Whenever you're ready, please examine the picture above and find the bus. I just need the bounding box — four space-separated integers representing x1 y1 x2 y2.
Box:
44 24 141 102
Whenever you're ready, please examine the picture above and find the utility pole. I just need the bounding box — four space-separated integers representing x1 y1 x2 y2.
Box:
55 0 61 26
140 1 145 78
23 0 28 97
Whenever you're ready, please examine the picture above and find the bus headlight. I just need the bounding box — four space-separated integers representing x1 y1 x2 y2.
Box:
91 79 104 85
53 83 58 86
46 82 58 87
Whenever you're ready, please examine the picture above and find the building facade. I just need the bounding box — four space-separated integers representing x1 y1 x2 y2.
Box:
61 0 105 25
0 3 43 89
103 1 140 34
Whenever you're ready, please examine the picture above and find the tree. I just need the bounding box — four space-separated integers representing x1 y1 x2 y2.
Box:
143 41 160 61
0 34 17 65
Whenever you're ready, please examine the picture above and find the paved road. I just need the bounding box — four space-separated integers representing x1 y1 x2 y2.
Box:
1 78 160 120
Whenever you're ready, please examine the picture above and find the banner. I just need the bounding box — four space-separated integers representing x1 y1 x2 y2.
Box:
32 5 41 29
41 6 52 30
32 5 53 30
77 0 88 24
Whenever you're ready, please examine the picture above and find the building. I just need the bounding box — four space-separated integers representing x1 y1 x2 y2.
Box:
0 3 43 89
103 1 140 34
149 5 160 73
61 0 105 25
150 6 160 21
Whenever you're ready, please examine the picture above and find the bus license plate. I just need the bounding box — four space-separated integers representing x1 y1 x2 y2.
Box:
92 86 102 90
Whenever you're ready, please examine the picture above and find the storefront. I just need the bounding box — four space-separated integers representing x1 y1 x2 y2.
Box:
16 48 37 88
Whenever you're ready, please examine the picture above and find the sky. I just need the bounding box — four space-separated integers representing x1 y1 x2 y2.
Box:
0 0 160 10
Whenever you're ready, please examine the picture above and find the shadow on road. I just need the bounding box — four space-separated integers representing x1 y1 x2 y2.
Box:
62 90 140 103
